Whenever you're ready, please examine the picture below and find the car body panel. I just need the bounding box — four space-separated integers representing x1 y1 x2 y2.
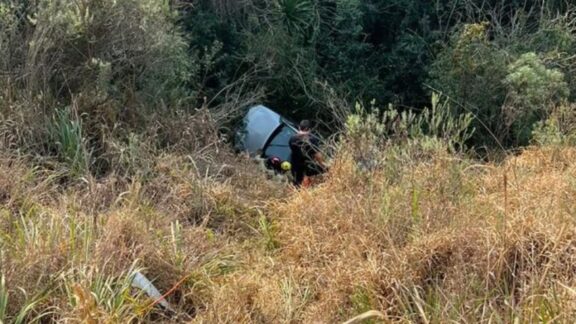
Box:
234 105 297 162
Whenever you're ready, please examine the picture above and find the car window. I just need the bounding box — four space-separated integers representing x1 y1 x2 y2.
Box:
264 125 295 162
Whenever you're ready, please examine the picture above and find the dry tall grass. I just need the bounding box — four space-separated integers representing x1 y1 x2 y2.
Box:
2 139 576 323
191 144 576 323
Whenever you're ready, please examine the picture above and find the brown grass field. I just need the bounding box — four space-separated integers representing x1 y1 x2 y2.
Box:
2 139 576 323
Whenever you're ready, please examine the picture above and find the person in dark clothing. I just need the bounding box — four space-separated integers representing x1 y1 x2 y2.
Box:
289 120 326 187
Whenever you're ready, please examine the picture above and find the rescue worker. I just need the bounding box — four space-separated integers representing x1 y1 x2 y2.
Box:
289 120 326 188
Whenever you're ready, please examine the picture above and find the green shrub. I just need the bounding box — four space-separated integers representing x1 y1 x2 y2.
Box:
532 104 576 146
274 0 316 38
0 0 198 175
344 93 474 172
428 22 509 146
429 10 576 147
19 0 194 119
48 107 91 178
504 52 570 144
346 93 474 151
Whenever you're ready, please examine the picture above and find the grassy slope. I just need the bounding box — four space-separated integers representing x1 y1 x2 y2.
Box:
2 145 576 323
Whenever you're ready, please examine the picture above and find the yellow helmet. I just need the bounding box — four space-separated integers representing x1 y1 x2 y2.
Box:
281 161 292 171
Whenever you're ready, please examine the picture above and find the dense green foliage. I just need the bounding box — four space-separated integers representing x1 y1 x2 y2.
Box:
179 0 576 146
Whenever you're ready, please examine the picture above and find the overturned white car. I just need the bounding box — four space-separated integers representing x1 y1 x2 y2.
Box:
234 105 299 163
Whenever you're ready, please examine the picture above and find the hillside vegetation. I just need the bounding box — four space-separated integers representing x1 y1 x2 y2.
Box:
3 133 576 322
2 0 576 323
